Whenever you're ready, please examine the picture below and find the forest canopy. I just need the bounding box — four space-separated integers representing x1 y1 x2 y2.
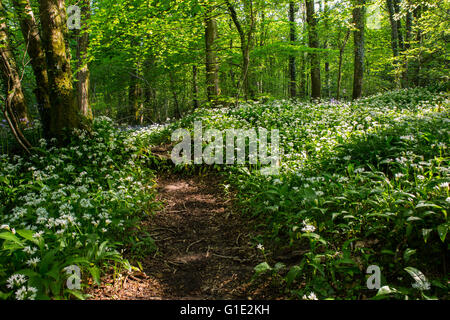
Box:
0 0 448 139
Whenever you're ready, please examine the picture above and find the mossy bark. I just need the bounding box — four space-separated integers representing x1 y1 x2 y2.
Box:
12 0 51 134
39 0 85 140
0 3 30 125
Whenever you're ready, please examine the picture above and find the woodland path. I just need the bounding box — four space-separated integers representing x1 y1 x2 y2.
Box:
88 172 276 300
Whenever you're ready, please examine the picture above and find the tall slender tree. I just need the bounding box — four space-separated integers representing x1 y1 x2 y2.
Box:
386 0 399 58
323 0 330 98
352 0 366 100
225 0 256 101
305 0 321 99
403 9 413 88
336 28 350 100
76 0 93 120
192 65 199 109
288 1 297 98
205 6 220 103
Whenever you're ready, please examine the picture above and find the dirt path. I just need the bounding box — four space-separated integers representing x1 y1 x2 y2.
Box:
89 173 270 300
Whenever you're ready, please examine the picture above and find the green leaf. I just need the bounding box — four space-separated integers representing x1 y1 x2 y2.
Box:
89 267 101 285
0 291 12 300
421 292 438 300
286 265 302 286
0 232 23 246
65 289 85 300
40 249 59 273
376 285 398 296
437 224 448 242
254 262 272 275
404 267 429 289
422 229 432 243
415 202 441 209
403 249 416 262
301 232 327 245
16 229 36 243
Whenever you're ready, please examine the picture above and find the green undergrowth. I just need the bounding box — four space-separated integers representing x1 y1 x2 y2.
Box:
0 117 162 300
149 88 449 300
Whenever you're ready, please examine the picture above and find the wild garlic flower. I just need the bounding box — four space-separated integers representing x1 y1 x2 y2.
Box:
25 257 40 268
301 221 316 233
6 274 27 289
302 292 318 300
23 246 38 255
15 286 38 300
33 231 44 239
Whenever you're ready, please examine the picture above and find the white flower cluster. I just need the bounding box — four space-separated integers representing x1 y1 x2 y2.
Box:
301 221 316 233
302 292 318 300
1 117 159 299
6 274 38 300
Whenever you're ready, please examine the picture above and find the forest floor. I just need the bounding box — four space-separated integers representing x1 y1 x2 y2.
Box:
88 172 279 300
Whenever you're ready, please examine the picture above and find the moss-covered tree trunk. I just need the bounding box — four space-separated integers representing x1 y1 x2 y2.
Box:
0 3 30 125
39 0 84 140
12 0 51 134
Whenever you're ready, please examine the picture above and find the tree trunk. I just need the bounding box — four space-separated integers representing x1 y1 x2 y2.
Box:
299 3 307 98
323 0 330 98
288 1 297 98
402 11 413 88
39 0 85 140
242 46 251 99
386 0 399 58
76 0 93 120
352 0 366 100
0 3 30 126
12 0 50 132
305 0 321 99
393 0 404 51
337 29 350 100
405 11 413 51
169 73 181 119
205 8 220 103
225 0 255 101
128 72 142 124
413 6 422 86
193 65 199 109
